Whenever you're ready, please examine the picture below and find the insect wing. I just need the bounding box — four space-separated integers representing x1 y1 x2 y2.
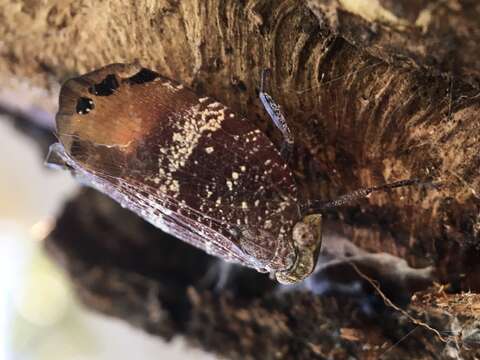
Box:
54 64 300 272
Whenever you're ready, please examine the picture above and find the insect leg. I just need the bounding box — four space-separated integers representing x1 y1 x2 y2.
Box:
259 69 295 161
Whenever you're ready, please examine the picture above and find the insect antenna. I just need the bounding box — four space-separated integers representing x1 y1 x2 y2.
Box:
303 178 438 214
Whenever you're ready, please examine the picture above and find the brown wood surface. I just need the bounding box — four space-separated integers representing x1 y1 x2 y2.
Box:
1 1 479 358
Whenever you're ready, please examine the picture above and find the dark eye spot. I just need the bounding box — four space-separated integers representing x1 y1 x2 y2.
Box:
88 74 119 96
126 68 159 85
76 97 94 115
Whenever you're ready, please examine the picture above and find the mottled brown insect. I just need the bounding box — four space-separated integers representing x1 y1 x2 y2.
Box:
47 63 418 284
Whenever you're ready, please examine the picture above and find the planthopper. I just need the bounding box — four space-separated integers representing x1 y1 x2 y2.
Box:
46 63 422 284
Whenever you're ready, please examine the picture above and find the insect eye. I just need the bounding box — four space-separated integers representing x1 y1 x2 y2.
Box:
88 74 119 96
76 97 95 115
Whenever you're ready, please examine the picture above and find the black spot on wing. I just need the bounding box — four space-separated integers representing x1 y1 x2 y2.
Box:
125 68 160 85
88 74 119 96
76 97 94 115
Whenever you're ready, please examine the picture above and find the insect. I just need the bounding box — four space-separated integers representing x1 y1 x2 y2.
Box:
47 63 419 284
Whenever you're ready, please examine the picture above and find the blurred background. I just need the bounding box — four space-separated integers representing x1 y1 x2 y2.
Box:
0 116 215 360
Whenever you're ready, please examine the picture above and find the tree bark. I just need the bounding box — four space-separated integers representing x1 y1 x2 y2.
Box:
1 0 480 358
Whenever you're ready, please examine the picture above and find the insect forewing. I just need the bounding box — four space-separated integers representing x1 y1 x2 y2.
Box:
53 64 301 272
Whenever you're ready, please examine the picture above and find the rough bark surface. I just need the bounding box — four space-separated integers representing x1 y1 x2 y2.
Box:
1 0 480 359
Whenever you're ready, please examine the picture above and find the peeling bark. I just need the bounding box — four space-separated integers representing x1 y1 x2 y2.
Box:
1 0 480 358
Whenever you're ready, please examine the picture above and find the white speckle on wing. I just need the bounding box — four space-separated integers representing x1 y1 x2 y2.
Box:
168 180 179 192
162 81 180 92
207 102 222 108
165 103 226 171
264 220 272 229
